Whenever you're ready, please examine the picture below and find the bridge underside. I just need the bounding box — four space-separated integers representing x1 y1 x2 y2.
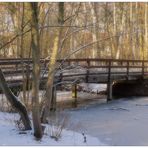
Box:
1 72 145 101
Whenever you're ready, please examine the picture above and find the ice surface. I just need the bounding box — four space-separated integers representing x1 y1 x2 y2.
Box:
66 97 148 146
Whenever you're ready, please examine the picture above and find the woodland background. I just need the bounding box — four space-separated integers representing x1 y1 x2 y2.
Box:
0 2 147 60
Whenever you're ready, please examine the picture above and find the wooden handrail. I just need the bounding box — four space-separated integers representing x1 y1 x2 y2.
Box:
0 58 148 80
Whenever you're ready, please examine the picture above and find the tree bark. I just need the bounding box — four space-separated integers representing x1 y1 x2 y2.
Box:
30 2 43 139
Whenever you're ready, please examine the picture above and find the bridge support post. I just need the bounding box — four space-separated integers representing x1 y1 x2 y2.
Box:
86 60 90 83
107 60 112 102
107 82 112 102
59 72 63 91
142 60 144 78
72 84 77 107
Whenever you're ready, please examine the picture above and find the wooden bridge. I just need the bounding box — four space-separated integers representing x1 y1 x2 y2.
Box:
0 58 148 102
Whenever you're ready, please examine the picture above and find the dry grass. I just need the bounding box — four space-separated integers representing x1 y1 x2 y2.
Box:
45 111 69 141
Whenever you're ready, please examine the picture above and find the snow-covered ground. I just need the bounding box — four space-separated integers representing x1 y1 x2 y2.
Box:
0 112 104 146
1 96 148 146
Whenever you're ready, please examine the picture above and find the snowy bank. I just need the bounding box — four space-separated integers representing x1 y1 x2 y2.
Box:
0 112 104 146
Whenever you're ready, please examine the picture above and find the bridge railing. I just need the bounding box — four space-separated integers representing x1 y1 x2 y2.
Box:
1 58 148 81
1 58 148 101
57 58 148 76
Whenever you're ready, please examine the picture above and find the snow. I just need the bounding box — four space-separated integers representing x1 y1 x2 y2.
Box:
0 112 104 146
1 83 148 145
79 83 107 93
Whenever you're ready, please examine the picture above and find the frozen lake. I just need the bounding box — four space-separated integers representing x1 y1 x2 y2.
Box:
66 96 148 146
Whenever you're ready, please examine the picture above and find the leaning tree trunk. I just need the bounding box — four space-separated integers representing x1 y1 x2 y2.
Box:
0 68 31 130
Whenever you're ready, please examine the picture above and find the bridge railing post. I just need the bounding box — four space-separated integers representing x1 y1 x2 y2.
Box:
68 60 70 67
142 60 144 77
107 60 112 102
59 72 63 90
16 63 18 71
126 61 129 80
59 63 63 91
24 64 30 91
86 60 90 83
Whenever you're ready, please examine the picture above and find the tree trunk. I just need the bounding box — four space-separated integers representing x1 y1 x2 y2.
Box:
30 2 43 139
41 2 64 123
130 3 136 60
20 3 27 106
145 3 148 59
0 68 31 130
89 2 100 58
